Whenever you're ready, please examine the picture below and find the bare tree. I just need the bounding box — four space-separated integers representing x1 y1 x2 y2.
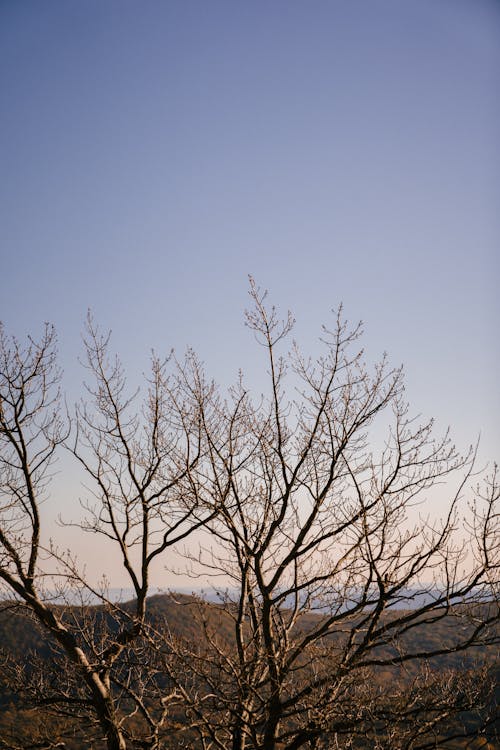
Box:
165 280 499 750
0 319 210 749
0 283 498 750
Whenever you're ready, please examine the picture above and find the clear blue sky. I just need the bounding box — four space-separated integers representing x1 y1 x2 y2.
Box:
1 1 498 584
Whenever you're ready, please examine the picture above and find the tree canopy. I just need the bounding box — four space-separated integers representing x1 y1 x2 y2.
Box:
0 281 498 750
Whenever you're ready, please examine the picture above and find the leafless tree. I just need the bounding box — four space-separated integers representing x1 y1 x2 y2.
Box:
0 319 211 749
164 279 499 750
0 283 498 750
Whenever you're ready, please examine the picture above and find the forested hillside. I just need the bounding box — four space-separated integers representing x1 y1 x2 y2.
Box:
1 594 498 750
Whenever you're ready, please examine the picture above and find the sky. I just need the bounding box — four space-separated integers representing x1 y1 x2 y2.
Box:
1 0 499 587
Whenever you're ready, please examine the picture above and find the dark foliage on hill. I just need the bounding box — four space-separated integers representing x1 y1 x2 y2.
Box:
0 594 498 749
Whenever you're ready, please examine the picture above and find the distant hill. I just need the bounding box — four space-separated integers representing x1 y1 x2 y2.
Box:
0 594 497 749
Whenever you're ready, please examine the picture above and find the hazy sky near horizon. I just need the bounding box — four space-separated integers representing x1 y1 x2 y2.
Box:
1 1 499 585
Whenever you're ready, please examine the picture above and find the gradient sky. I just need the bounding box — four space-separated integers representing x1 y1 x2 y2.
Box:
1 1 499 586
